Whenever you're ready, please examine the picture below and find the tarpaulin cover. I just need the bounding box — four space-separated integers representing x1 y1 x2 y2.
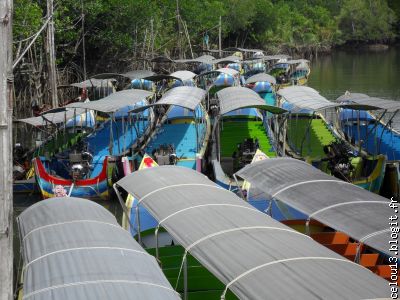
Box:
337 92 400 112
129 86 206 113
116 166 389 300
17 197 179 300
245 73 276 85
217 86 286 115
236 157 395 257
277 86 339 112
67 89 153 113
18 108 85 127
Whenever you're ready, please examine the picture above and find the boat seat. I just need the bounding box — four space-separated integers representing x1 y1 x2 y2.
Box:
369 265 395 279
324 242 362 257
311 232 349 244
359 253 379 267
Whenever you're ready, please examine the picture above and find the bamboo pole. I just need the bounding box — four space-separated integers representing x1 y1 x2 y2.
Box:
46 0 58 108
0 0 14 299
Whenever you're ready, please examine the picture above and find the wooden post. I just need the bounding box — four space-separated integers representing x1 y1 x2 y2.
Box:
0 0 13 299
47 0 58 108
218 16 222 58
81 0 86 80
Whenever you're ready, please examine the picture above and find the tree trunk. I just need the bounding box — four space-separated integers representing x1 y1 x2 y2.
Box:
0 0 14 299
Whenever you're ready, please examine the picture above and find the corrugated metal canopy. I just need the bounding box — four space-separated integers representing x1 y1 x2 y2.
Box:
70 78 115 88
337 92 400 112
217 86 285 115
67 89 153 113
122 70 155 80
277 86 339 112
18 108 85 127
129 86 206 113
143 74 180 82
174 55 215 64
213 55 242 64
116 166 389 300
245 73 276 85
17 197 179 300
223 47 264 53
236 157 395 257
169 70 196 81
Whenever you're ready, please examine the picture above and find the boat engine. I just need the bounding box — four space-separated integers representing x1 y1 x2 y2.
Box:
323 141 354 181
69 151 93 180
152 144 177 166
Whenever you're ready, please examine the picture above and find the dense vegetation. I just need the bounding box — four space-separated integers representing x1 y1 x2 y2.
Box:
11 0 399 117
14 0 399 67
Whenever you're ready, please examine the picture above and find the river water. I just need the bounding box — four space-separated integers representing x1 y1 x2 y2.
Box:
308 46 400 102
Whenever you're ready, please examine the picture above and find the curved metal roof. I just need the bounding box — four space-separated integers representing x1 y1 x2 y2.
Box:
67 89 153 113
337 92 400 112
18 108 86 127
70 78 116 88
122 70 155 80
174 55 215 64
277 86 339 112
17 197 179 300
130 86 206 113
170 70 196 81
245 73 276 85
142 74 180 82
116 166 389 300
236 157 395 257
213 55 242 64
217 86 285 115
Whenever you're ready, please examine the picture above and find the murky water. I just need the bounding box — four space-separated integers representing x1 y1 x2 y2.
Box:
308 46 400 101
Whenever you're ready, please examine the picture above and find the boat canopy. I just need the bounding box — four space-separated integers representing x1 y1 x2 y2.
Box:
130 86 206 113
286 59 310 65
245 73 276 85
115 166 389 300
67 89 153 113
70 78 116 88
17 197 179 300
213 55 242 64
122 69 155 80
195 67 239 79
278 86 340 112
169 70 196 81
217 86 286 115
223 47 264 53
235 157 395 257
174 55 215 64
337 92 400 112
142 74 181 82
263 54 291 61
18 108 85 127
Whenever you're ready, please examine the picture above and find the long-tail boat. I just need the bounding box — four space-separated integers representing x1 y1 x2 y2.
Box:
114 165 389 300
33 89 154 200
236 157 399 285
277 86 386 193
211 86 286 190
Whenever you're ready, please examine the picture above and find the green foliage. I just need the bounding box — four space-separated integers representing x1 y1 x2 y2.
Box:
12 0 399 71
338 0 397 42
